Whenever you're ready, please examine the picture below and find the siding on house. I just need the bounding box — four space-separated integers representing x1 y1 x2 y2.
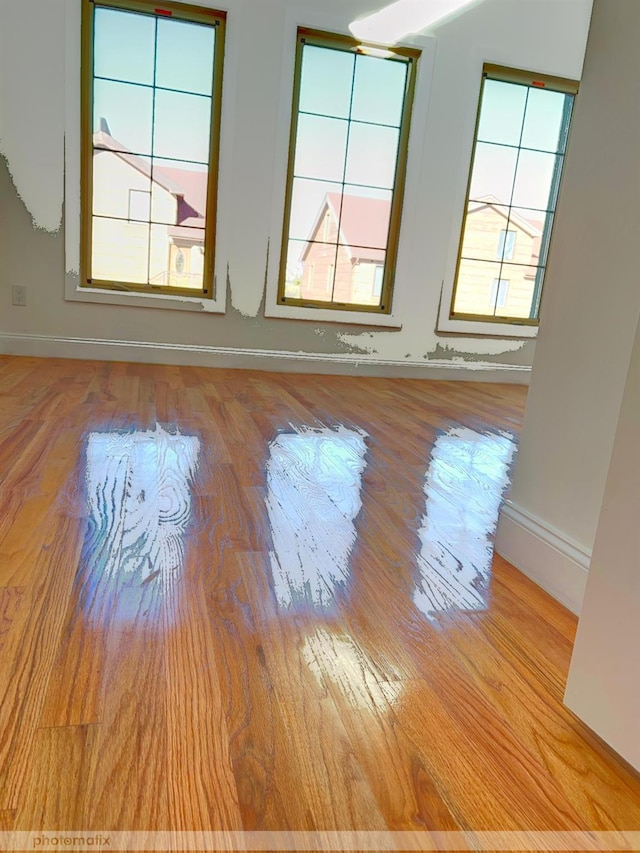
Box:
299 196 386 306
91 146 206 288
454 202 542 318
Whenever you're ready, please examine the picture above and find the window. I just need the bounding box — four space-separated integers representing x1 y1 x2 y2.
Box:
491 278 509 310
372 264 384 299
497 229 516 261
451 65 578 324
81 0 226 297
322 211 331 242
278 29 419 314
326 264 335 293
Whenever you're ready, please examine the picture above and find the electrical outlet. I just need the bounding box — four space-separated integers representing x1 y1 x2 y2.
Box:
12 286 27 307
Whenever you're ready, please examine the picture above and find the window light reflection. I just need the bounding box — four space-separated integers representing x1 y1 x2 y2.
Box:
414 427 515 619
85 425 200 594
265 426 367 610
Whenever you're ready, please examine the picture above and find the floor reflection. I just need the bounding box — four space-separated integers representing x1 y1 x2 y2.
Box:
414 427 515 619
265 426 367 610
84 425 200 595
302 628 402 713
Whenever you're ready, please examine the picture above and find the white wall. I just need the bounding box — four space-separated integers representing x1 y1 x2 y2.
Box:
564 307 640 772
495 0 640 613
0 0 592 375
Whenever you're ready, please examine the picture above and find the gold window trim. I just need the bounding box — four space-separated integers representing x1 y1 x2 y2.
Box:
277 28 420 315
80 0 226 298
449 64 579 327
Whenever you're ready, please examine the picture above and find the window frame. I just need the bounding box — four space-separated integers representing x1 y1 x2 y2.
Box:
442 63 578 335
276 27 420 316
80 0 226 299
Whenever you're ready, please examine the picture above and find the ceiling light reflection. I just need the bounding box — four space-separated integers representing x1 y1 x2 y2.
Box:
349 0 482 45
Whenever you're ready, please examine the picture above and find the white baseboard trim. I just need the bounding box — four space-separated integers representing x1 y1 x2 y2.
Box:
0 333 531 382
495 500 591 615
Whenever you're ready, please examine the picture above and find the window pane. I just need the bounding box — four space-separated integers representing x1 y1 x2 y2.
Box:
92 149 151 219
92 217 149 284
94 7 155 86
452 259 503 316
511 149 559 210
285 239 336 302
150 159 208 226
294 114 348 182
86 5 224 296
149 224 205 289
289 178 343 242
345 122 399 189
453 68 576 324
156 18 215 96
94 79 153 154
299 45 354 119
495 262 541 318
153 89 212 163
339 189 392 250
351 54 407 127
334 249 387 307
477 79 527 147
521 88 571 153
279 29 416 313
469 143 518 205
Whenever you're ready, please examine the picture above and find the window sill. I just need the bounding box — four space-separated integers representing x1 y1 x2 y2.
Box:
65 282 226 314
263 301 403 329
437 315 538 338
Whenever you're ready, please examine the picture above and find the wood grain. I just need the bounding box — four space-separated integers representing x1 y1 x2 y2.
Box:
0 354 639 839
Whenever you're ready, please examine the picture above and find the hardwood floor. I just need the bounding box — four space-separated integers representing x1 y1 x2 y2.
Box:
0 355 639 846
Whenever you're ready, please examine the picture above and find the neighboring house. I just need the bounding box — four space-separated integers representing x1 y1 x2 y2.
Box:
299 191 542 314
454 194 543 318
300 193 390 306
92 123 207 289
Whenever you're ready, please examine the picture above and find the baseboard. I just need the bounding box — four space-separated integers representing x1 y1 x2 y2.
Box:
495 500 591 615
0 332 531 383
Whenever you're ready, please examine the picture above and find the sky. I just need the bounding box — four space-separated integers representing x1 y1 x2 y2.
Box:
92 7 215 165
470 79 570 212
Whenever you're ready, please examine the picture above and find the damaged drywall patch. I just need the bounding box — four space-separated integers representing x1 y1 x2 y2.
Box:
429 340 535 366
228 241 271 318
0 1 66 233
224 270 372 356
336 325 529 361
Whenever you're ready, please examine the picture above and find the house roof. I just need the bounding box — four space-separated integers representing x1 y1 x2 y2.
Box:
94 130 207 228
159 166 208 226
300 190 545 267
469 195 543 238
302 193 391 263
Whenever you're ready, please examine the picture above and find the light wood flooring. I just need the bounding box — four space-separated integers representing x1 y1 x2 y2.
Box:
0 355 639 844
